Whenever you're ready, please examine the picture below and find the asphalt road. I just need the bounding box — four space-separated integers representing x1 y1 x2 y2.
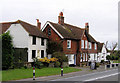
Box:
51 69 119 82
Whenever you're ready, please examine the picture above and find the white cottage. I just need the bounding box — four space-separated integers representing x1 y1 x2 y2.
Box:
97 42 110 62
2 20 48 62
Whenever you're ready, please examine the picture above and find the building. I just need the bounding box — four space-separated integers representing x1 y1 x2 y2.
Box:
1 20 48 62
97 42 110 62
42 12 98 66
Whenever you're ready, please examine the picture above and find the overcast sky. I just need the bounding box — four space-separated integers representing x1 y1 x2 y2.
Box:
0 0 119 48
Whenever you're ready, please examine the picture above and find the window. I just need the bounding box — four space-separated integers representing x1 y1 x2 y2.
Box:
67 40 71 48
48 28 51 36
83 53 85 61
85 40 88 49
94 43 97 50
80 54 82 62
41 50 44 58
86 53 87 61
32 50 36 58
32 36 36 45
81 40 84 49
89 42 92 49
41 38 44 46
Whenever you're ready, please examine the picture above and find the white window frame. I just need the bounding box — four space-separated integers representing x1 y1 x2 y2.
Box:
86 53 87 61
67 40 71 49
80 54 82 62
89 42 92 49
94 43 97 50
83 53 85 61
81 40 84 49
85 40 88 49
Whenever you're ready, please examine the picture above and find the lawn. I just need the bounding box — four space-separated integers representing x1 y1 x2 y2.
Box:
2 67 81 81
113 60 120 63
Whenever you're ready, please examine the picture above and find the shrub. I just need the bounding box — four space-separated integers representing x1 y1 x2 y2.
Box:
1 31 14 70
33 58 44 69
54 61 60 67
52 52 68 63
96 63 100 68
101 60 104 63
106 55 111 61
47 41 63 54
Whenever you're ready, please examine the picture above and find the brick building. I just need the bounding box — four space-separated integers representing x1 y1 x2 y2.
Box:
42 12 98 66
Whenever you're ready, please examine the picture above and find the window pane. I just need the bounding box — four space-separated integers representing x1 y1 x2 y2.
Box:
32 36 36 45
41 38 44 46
41 50 44 58
32 50 36 58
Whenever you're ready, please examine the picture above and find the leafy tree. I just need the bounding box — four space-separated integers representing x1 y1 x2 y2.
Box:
52 52 68 63
1 31 14 70
47 41 63 54
106 55 111 61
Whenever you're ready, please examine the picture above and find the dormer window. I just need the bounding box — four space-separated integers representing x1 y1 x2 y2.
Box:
67 40 71 49
81 40 84 49
48 28 51 36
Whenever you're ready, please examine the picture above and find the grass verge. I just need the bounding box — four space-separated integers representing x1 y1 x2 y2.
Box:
2 67 81 81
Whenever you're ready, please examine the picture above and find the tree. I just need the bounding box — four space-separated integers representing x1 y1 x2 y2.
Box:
1 31 14 70
47 41 63 54
106 55 111 61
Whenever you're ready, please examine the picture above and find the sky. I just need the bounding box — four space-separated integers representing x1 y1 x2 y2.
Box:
0 0 119 49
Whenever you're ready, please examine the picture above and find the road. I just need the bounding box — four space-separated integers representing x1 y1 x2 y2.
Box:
51 69 119 82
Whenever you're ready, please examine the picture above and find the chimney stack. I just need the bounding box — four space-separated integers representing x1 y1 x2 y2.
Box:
85 23 89 33
36 19 41 30
58 12 64 25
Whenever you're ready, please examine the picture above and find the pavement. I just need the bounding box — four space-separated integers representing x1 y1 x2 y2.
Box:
14 65 118 81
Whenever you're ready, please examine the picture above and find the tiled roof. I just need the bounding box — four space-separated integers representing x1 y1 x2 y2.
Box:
49 21 85 40
0 20 48 38
49 21 97 42
85 31 97 43
97 42 104 52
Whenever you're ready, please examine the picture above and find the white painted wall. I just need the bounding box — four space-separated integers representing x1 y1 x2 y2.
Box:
98 44 108 62
89 53 98 62
6 24 47 62
6 24 29 48
28 36 47 62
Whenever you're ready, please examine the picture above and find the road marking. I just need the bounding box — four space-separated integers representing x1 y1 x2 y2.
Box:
51 69 118 81
84 72 120 81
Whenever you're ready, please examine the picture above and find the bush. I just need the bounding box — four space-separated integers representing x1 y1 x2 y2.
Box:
1 32 14 70
96 63 100 68
54 61 60 67
47 41 63 54
101 60 104 63
106 55 111 61
52 52 68 63
33 58 44 69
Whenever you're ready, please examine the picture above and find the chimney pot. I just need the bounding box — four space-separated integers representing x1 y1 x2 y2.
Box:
85 22 89 33
36 19 41 30
58 12 64 25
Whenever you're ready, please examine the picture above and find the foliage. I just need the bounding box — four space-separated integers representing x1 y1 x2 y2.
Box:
47 41 63 54
52 52 68 63
100 60 104 63
106 55 111 61
1 31 14 70
54 61 60 67
39 57 58 63
96 63 100 68
33 58 44 69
